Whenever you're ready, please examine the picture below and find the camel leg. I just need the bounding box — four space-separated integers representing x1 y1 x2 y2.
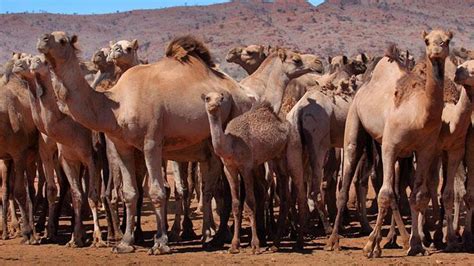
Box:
169 161 186 242
201 154 225 249
272 160 291 250
85 157 106 248
61 158 86 248
111 145 137 254
223 165 241 254
325 106 367 251
143 138 171 255
181 162 198 240
323 148 340 222
453 165 465 238
354 153 373 236
406 147 434 257
34 157 48 234
38 140 59 242
12 156 37 245
105 137 123 243
1 160 12 240
442 149 464 252
241 168 260 254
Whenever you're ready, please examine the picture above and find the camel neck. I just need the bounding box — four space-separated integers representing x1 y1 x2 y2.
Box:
242 55 289 113
117 58 139 73
424 56 445 115
21 77 46 133
34 73 68 129
49 53 118 133
207 112 231 159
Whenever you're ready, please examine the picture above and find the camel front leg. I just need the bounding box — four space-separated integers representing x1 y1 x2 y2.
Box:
143 138 170 255
442 149 464 252
86 157 106 248
242 167 260 254
61 158 86 248
38 139 59 242
223 164 241 254
111 144 137 254
169 161 186 242
1 160 12 240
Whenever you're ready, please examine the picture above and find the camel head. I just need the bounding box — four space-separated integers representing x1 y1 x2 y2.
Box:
202 92 225 115
328 54 366 76
278 49 323 79
422 30 453 62
12 55 33 81
92 47 111 68
107 39 139 66
454 60 474 87
30 55 49 77
226 44 268 70
225 46 244 63
301 54 324 75
37 31 79 68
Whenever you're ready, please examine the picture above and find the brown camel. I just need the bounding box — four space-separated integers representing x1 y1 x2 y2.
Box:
454 60 474 251
0 58 38 244
326 30 453 258
204 92 306 253
91 47 119 90
226 45 269 75
12 55 105 248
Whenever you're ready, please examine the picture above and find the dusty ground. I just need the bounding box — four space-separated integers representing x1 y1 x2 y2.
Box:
1 195 474 265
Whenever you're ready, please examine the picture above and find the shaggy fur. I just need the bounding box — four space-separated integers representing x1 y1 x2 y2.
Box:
165 35 215 67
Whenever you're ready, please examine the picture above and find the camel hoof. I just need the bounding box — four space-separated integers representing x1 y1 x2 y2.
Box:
112 242 135 254
228 247 240 254
252 247 262 255
203 232 226 249
383 239 402 249
2 232 9 240
91 239 107 248
148 243 171 255
407 245 427 256
269 245 279 253
324 235 340 251
363 240 381 258
40 236 58 244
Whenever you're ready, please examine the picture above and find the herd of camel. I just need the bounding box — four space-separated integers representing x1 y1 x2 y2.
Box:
0 29 474 258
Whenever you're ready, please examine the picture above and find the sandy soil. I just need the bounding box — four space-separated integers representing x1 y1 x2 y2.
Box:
1 197 474 266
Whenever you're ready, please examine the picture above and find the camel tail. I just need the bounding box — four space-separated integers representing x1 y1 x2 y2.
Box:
165 35 215 68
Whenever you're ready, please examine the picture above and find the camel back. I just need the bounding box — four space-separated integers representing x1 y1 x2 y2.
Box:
165 35 215 68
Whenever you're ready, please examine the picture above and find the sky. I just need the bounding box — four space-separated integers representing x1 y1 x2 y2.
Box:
0 0 324 14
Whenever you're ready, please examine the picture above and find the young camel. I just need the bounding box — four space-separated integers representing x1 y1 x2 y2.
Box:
326 30 453 257
12 55 105 248
204 93 305 253
454 60 474 251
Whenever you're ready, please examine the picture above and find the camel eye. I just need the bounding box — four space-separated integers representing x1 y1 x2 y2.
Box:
60 39 67 45
205 96 210 102
293 58 302 64
126 47 132 52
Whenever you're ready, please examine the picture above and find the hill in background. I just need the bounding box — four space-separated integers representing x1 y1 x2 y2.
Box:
1 0 473 79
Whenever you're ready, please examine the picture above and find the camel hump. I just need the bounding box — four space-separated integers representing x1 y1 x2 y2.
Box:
165 35 215 68
251 101 274 113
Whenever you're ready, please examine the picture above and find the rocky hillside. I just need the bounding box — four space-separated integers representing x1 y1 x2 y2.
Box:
1 0 473 79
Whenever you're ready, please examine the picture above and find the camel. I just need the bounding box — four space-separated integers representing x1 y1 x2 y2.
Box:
454 60 474 251
0 58 38 244
325 30 453 257
226 45 269 75
37 32 252 255
11 55 106 248
204 92 305 253
107 40 142 73
90 47 119 90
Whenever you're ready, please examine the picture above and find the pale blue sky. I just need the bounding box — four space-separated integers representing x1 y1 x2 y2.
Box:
0 0 324 14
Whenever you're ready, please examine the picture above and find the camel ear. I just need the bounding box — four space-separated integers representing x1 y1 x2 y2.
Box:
70 35 78 44
200 93 207 102
342 55 349 65
421 30 428 39
109 41 114 48
131 39 139 50
278 49 287 61
327 56 332 64
446 31 453 40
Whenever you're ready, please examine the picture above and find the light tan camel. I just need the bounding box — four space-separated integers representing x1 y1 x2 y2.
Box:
107 40 141 73
226 45 269 75
12 55 105 248
91 47 119 90
0 58 38 244
454 60 474 251
37 32 258 255
326 30 453 258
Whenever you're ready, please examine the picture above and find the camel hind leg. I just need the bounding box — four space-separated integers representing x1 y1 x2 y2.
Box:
325 103 369 251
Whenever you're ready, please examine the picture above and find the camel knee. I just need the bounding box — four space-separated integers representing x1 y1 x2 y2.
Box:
377 186 394 209
149 185 166 205
442 190 455 210
122 189 138 206
46 184 58 200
